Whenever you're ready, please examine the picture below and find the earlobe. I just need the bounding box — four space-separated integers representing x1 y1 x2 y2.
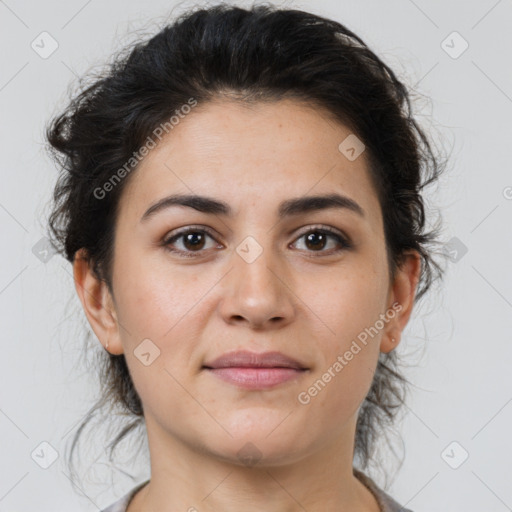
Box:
72 249 123 354
380 251 421 353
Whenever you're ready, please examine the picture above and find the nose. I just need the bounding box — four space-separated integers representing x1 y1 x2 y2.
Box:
217 244 295 330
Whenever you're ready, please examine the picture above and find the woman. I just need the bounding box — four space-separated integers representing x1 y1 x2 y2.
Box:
45 4 446 511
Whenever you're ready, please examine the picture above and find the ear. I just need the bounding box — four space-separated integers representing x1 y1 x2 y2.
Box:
380 250 422 354
73 248 124 355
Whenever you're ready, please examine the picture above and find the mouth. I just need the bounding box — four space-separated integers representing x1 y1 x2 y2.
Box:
202 350 309 390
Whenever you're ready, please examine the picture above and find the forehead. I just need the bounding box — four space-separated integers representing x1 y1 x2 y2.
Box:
118 98 382 229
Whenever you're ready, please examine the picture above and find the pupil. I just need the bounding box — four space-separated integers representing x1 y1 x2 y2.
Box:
306 232 325 251
184 232 204 250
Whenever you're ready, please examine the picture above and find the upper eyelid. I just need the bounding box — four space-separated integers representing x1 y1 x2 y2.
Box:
164 225 218 242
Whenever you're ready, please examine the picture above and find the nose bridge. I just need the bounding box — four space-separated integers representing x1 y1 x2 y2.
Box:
219 231 294 327
235 232 281 300
238 237 277 289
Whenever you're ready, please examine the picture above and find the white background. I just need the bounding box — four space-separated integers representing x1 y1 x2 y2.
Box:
1 0 511 511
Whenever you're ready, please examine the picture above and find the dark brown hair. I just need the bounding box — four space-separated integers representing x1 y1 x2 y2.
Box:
46 3 449 491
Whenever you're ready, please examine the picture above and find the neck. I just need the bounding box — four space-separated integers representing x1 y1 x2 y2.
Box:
127 414 380 512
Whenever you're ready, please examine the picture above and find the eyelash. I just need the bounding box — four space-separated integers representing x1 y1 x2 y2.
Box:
161 224 352 259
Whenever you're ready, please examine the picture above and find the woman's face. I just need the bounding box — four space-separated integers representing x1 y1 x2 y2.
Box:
77 98 419 467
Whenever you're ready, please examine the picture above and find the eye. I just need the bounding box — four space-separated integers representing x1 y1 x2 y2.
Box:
161 225 352 259
291 226 352 255
162 226 221 258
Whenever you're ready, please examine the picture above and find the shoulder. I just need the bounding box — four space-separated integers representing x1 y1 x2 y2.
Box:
354 469 415 512
100 480 150 512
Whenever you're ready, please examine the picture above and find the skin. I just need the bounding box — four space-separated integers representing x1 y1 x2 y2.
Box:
74 98 421 512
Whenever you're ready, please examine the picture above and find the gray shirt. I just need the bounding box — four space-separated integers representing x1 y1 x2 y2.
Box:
100 470 413 512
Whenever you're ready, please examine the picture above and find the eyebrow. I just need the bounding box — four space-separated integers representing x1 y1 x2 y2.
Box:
140 192 366 222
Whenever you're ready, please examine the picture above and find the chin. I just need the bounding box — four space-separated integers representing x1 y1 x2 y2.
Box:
211 444 306 469
202 429 310 469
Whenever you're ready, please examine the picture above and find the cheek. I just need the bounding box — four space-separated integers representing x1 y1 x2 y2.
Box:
112 267 207 415
302 261 389 347
113 248 204 341
295 262 387 409
112 258 215 391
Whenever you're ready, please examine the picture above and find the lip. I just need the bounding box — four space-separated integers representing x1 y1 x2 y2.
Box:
202 350 308 390
203 350 307 370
